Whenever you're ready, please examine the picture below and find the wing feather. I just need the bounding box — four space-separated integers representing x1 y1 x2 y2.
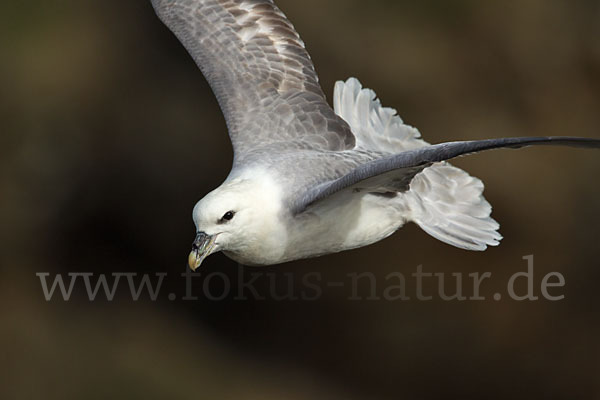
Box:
293 136 600 213
151 0 355 163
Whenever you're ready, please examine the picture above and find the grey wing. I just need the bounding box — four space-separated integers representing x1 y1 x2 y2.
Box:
293 136 600 214
151 0 355 164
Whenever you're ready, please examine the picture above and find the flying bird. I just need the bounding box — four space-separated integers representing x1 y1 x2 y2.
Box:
150 0 600 270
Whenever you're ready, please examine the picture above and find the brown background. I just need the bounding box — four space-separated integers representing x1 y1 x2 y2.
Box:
2 0 599 399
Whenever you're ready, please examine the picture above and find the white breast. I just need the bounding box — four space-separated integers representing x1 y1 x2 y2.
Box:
280 191 409 262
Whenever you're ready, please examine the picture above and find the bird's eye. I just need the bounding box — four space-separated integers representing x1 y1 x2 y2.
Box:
219 211 235 223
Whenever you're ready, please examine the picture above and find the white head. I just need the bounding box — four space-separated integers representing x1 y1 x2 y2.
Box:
188 172 286 269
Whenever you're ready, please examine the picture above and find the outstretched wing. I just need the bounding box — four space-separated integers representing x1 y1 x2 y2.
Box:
293 136 600 213
151 0 355 164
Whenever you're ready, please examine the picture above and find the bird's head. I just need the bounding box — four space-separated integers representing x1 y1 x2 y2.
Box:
188 173 285 269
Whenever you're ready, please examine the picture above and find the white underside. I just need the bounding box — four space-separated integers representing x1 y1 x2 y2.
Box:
278 191 408 263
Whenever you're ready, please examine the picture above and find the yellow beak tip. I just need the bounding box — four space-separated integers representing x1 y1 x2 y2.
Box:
188 251 201 271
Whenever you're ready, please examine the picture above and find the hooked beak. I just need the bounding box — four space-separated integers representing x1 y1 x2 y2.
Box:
188 231 218 271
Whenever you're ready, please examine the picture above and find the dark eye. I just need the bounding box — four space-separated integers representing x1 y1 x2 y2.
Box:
219 211 235 223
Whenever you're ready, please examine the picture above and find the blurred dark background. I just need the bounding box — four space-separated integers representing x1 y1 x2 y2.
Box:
1 0 599 399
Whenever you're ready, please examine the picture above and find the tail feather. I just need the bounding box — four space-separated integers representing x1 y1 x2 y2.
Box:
333 77 428 152
405 163 502 251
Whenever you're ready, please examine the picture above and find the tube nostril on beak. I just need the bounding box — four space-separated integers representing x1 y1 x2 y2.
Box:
192 231 209 250
188 231 218 270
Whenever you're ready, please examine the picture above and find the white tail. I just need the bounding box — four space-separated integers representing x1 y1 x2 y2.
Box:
405 164 502 250
333 77 502 250
333 77 428 152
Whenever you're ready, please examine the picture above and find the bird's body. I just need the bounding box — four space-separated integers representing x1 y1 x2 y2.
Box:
198 167 406 266
151 0 600 269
